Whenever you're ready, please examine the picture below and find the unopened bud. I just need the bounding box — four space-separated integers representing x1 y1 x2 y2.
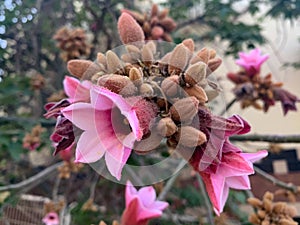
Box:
157 117 177 137
106 50 123 73
273 202 286 214
184 85 208 104
170 97 199 122
175 126 207 147
249 213 261 225
139 83 154 96
168 44 188 74
207 58 222 75
160 17 177 31
129 67 143 86
263 191 274 201
97 74 137 96
184 62 207 86
97 53 107 67
142 45 154 66
190 48 210 64
247 197 263 208
209 49 216 59
67 60 100 79
262 199 273 213
161 75 180 97
182 38 195 53
279 218 298 225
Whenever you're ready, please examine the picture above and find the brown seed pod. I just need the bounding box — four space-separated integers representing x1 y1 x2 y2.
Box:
182 38 195 53
141 45 154 66
170 97 199 122
247 197 263 208
97 53 107 67
249 213 261 225
207 58 222 75
175 126 207 147
263 199 273 213
139 83 154 96
97 74 137 96
161 75 180 97
156 117 178 137
129 67 143 86
263 191 274 201
183 85 208 104
184 62 207 86
209 49 216 59
190 48 210 64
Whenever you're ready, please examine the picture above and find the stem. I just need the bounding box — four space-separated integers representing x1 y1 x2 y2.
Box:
219 98 237 116
52 176 61 201
254 166 298 193
158 159 187 201
0 162 63 193
89 174 99 200
230 134 300 143
196 174 215 225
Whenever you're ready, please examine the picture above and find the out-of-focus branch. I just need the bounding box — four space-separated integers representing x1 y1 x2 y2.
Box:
230 134 300 143
0 162 63 193
0 116 55 127
254 166 299 193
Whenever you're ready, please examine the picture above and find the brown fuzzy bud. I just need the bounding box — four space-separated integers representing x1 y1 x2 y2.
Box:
67 60 100 79
139 83 154 96
273 202 286 214
142 45 154 66
286 205 297 217
261 220 270 225
247 197 263 208
184 62 207 86
112 221 120 225
183 85 208 104
159 8 169 19
97 53 107 67
121 53 135 63
257 209 267 219
159 17 177 31
209 49 217 59
168 44 188 74
207 58 222 75
182 38 195 53
145 41 156 54
249 213 261 225
118 12 145 46
151 26 164 39
279 218 298 225
175 126 207 147
129 67 143 86
263 199 273 213
190 48 210 64
161 75 180 97
126 44 141 54
99 221 107 225
151 4 159 17
263 191 274 201
170 97 199 122
205 89 219 101
157 117 177 137
106 50 123 73
97 74 137 96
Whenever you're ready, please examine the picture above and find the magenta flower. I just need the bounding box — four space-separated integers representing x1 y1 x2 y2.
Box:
62 86 144 180
200 147 268 215
121 181 168 225
42 212 59 225
235 48 269 76
63 76 91 103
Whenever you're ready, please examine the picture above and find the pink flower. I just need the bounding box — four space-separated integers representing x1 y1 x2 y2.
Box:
62 86 144 180
42 212 59 225
200 146 268 215
273 87 300 115
235 48 269 76
63 75 91 103
121 181 168 225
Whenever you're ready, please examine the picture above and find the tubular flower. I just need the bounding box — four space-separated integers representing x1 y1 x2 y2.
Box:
228 49 299 115
42 212 59 225
121 180 168 225
62 86 148 180
235 48 269 76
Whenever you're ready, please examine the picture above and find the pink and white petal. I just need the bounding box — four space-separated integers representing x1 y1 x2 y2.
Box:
90 87 114 110
62 103 96 131
63 76 80 100
138 186 156 207
63 76 90 102
74 130 105 163
150 201 169 211
221 152 254 175
125 180 138 207
105 146 127 180
241 150 268 163
226 114 251 136
226 175 251 190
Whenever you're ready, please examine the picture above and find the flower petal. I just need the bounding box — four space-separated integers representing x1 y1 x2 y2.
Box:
138 186 156 207
63 76 91 102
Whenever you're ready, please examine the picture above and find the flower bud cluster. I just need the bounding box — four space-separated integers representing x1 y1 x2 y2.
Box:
53 27 91 61
121 4 176 41
57 161 83 179
248 192 298 225
22 124 45 151
67 37 222 152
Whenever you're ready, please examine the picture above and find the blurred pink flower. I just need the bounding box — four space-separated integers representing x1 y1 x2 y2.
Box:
121 181 168 225
42 212 59 225
200 147 268 215
273 87 300 115
235 48 269 76
62 86 143 180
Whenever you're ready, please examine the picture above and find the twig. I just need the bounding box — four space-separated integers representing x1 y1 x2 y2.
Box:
161 212 198 223
219 98 237 116
254 166 298 193
158 159 187 201
230 134 300 143
89 174 99 200
0 116 56 127
52 176 61 201
196 174 215 225
0 162 63 193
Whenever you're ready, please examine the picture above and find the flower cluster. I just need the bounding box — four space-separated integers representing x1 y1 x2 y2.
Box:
45 11 267 215
227 48 299 115
121 4 176 41
248 191 298 225
53 27 91 61
22 124 45 151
